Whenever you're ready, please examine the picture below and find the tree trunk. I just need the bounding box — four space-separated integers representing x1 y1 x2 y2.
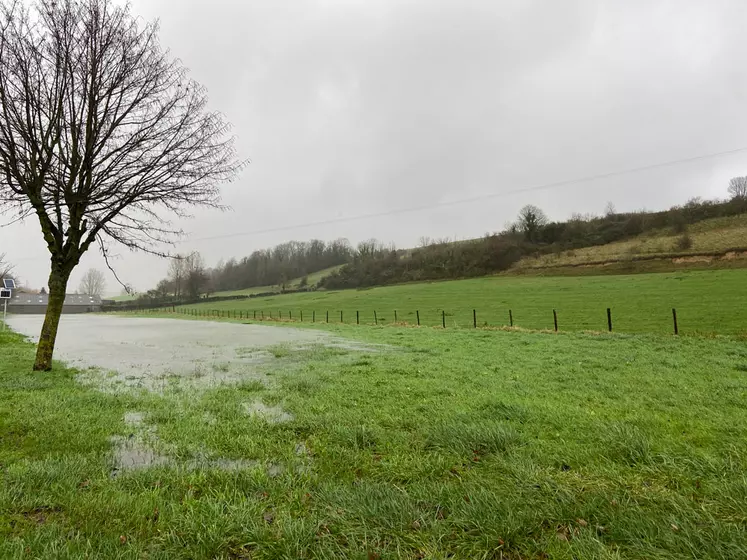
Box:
33 266 71 371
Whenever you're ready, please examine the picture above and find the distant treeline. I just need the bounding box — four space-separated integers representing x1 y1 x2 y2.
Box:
318 196 747 289
208 239 354 292
138 194 747 301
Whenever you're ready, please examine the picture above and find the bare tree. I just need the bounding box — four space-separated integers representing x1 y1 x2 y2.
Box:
0 252 12 282
168 256 188 299
78 268 106 296
517 205 549 242
182 252 208 299
728 176 747 199
356 239 385 261
0 0 242 370
154 278 172 298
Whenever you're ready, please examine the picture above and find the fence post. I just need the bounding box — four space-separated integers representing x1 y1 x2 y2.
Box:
473 309 477 328
416 310 420 326
340 310 343 323
442 310 446 328
374 310 378 325
313 310 316 323
672 308 679 335
254 310 257 319
509 309 513 327
261 311 264 319
357 311 359 325
279 310 282 320
300 310 303 322
553 309 558 332
607 308 612 332
394 310 398 323
289 310 292 320
326 311 329 323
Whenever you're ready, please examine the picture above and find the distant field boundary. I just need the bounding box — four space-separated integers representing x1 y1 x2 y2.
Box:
125 304 730 338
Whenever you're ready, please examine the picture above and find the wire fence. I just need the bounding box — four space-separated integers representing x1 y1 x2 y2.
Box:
124 305 704 336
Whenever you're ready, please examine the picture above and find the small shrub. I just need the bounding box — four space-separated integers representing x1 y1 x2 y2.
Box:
674 233 693 251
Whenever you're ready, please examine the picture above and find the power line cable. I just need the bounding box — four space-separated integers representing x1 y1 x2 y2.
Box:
184 144 747 243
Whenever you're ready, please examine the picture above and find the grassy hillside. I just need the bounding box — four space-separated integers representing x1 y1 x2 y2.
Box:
514 213 747 272
180 268 747 336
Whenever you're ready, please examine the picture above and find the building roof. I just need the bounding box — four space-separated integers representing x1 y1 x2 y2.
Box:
8 293 102 306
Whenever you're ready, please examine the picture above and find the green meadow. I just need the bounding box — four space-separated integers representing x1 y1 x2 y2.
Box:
2 318 746 558
179 269 747 335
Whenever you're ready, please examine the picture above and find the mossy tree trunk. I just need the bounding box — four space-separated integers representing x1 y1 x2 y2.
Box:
33 261 72 371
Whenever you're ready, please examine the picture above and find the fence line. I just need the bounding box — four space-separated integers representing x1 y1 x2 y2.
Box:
129 305 689 335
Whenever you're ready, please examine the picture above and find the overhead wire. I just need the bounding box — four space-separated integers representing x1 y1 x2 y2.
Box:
184 144 747 243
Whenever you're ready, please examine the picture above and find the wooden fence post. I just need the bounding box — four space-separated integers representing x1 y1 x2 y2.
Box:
394 310 398 323
553 309 558 332
607 308 612 332
416 310 420 326
374 310 378 325
672 308 679 335
473 309 477 328
509 309 513 327
357 311 359 325
442 310 446 328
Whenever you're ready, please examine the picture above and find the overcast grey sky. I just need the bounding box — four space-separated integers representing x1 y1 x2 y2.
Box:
4 0 747 294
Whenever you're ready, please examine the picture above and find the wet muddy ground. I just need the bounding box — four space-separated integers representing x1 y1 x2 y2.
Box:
8 314 370 392
8 314 356 475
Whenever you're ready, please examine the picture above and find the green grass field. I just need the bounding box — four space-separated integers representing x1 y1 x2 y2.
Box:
2 319 746 558
179 269 747 336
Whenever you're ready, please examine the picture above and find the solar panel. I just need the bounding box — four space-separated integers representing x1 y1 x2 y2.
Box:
2 278 15 289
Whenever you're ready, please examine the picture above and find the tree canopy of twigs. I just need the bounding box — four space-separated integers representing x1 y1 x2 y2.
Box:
728 176 747 200
516 205 548 242
77 268 106 296
0 252 12 282
0 0 243 370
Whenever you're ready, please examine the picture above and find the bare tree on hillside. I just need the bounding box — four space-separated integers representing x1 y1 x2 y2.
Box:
0 0 243 370
728 176 747 199
517 205 549 242
78 268 106 296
